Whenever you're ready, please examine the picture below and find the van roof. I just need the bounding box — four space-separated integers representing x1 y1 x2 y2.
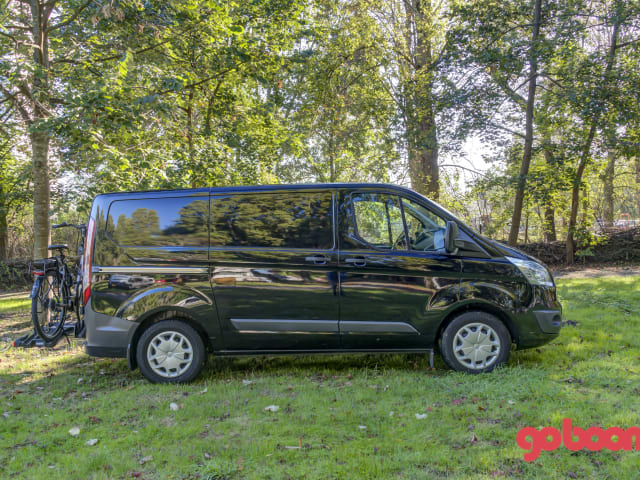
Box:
93 183 421 200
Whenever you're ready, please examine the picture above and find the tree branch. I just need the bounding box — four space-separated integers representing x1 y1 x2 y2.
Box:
155 63 247 96
615 37 640 50
0 85 32 124
47 0 94 33
439 163 487 177
490 70 527 110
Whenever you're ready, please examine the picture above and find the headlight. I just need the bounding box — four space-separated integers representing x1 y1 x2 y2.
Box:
507 257 554 287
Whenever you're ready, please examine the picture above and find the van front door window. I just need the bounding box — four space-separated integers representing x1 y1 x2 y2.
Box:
352 193 406 250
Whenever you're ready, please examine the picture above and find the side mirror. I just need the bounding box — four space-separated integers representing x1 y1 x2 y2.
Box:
444 221 459 254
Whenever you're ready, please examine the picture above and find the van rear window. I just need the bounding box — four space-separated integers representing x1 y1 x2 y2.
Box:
210 192 333 249
106 196 208 246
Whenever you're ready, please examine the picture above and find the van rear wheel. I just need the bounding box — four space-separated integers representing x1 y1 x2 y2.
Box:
440 312 511 373
137 320 206 383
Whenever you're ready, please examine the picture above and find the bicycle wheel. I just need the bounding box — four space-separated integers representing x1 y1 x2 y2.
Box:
31 271 68 345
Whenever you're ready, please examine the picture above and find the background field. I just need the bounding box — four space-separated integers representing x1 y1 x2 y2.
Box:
1 276 639 479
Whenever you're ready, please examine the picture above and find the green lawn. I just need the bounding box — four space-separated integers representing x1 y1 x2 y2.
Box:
1 277 639 479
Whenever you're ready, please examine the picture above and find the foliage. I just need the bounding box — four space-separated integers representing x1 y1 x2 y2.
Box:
1 0 640 261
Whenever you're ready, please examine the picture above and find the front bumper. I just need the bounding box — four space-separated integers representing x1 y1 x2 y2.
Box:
533 309 562 334
515 285 562 349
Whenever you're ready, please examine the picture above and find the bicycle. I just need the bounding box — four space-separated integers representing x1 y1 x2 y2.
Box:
29 222 86 347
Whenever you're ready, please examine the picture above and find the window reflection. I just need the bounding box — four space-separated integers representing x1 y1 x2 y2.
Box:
106 197 209 246
210 192 333 249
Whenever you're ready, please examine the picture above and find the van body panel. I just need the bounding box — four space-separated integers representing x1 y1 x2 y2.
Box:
209 249 340 350
86 268 222 348
336 249 461 349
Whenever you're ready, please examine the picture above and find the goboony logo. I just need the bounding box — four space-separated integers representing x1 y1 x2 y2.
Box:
517 418 640 461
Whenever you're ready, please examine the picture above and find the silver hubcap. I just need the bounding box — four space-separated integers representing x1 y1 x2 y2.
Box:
453 322 501 370
147 331 193 378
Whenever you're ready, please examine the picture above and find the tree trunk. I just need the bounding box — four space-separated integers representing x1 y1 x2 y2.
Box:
635 156 640 221
404 0 439 200
544 207 556 242
0 204 7 260
507 0 542 246
602 150 615 227
566 21 620 264
29 0 51 259
541 148 556 242
31 129 51 259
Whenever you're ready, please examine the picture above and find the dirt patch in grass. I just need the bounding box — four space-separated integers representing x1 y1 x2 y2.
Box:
553 265 640 278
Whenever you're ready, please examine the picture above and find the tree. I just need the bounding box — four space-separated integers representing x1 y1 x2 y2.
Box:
562 0 639 263
0 0 104 258
276 0 399 184
367 0 448 199
448 0 558 244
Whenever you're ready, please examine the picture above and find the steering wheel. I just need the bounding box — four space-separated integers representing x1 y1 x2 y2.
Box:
414 229 439 251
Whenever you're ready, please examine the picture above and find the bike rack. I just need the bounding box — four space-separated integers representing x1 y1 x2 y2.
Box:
13 323 76 348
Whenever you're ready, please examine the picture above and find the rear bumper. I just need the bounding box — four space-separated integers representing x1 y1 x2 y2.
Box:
84 344 127 358
83 300 135 359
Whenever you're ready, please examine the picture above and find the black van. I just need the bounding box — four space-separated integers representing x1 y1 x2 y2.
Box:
81 183 562 383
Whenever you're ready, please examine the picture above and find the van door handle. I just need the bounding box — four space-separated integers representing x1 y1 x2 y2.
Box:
345 257 367 267
305 255 328 265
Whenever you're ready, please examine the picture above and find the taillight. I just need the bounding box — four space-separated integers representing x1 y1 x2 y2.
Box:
82 217 96 306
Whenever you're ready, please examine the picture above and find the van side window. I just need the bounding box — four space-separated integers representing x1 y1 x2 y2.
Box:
400 198 446 251
210 192 333 249
351 193 406 250
106 197 209 246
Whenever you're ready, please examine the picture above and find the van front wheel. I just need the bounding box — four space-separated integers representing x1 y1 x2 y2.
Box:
440 312 511 373
136 320 206 383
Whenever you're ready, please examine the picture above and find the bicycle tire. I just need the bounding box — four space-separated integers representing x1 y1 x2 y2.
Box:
31 271 68 345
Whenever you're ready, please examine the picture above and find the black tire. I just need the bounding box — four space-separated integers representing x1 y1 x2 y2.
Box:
31 273 68 346
136 320 206 383
440 311 511 373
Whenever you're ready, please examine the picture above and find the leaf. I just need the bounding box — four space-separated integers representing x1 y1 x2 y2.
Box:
471 433 479 443
139 455 152 465
415 413 427 419
86 438 98 446
69 427 81 437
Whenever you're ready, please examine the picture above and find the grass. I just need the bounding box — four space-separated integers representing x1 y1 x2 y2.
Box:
1 276 639 479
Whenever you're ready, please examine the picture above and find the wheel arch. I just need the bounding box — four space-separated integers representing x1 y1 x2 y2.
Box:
435 302 519 351
126 308 211 371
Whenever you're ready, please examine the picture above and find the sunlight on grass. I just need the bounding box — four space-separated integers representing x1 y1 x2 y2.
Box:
1 277 639 479
0 293 30 314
